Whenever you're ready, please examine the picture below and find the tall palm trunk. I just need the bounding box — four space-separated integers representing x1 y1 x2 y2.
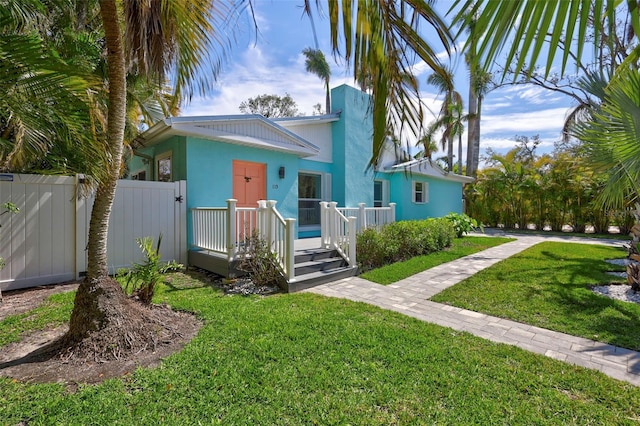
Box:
466 87 479 176
447 137 454 171
325 81 331 114
67 0 128 339
471 95 483 176
457 131 463 173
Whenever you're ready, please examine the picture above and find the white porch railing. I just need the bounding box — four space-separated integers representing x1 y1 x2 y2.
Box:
338 202 396 233
191 199 296 282
320 201 357 267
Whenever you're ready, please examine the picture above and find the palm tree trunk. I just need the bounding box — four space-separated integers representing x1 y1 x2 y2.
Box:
471 96 483 177
457 131 463 174
67 0 128 340
447 137 454 172
325 82 331 114
466 88 478 176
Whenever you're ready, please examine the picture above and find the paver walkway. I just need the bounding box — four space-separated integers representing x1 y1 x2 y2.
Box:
305 233 640 386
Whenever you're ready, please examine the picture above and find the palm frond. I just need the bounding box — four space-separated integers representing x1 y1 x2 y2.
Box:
451 0 623 79
321 0 453 167
575 65 640 209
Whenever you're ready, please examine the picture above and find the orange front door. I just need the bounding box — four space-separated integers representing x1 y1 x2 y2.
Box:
232 160 266 207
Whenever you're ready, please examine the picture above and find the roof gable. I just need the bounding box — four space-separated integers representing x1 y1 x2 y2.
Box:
137 115 320 157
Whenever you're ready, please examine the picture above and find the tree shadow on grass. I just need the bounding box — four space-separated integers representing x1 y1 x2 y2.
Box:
537 249 640 351
161 269 221 293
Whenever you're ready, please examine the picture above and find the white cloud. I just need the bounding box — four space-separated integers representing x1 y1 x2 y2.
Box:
479 136 554 151
481 107 568 137
181 46 354 117
494 84 564 105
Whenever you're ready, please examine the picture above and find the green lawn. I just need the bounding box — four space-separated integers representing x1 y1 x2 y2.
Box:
432 241 640 350
2 271 640 424
0 291 74 347
360 236 514 284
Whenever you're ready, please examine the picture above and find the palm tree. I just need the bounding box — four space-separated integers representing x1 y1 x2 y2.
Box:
302 47 331 114
0 1 101 176
63 0 244 356
575 65 640 209
452 0 640 206
415 131 439 161
307 1 454 166
464 11 493 178
427 69 463 171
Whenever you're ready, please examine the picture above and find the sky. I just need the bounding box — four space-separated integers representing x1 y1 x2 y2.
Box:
181 0 578 163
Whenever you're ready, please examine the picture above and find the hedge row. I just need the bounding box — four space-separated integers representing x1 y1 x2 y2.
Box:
356 218 455 271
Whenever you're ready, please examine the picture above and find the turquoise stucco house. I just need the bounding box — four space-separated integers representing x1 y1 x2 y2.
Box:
129 84 473 240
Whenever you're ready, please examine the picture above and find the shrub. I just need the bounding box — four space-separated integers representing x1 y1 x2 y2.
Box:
236 232 286 289
357 218 455 271
119 234 183 304
355 227 388 271
444 212 479 238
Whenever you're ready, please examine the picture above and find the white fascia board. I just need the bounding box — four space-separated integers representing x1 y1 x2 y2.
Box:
273 113 341 126
384 161 475 183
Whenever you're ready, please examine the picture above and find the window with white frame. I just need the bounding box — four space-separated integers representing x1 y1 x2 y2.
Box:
156 151 172 182
412 181 428 204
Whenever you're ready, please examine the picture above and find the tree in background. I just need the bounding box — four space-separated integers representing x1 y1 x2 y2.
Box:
465 135 620 233
302 48 331 114
426 69 463 172
461 10 493 178
453 0 640 211
239 93 299 117
415 131 439 161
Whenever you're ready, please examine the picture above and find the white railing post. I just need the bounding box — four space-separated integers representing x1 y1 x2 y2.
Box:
320 201 329 248
347 216 357 266
285 218 296 282
267 200 277 248
227 199 237 261
389 202 396 224
257 200 267 240
358 203 366 232
329 201 338 249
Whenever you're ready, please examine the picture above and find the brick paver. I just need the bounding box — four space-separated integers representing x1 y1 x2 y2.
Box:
305 233 640 386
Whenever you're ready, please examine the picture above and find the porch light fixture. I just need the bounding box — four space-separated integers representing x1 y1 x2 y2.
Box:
279 166 285 179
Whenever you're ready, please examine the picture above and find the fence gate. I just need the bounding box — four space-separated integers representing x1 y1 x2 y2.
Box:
0 174 186 292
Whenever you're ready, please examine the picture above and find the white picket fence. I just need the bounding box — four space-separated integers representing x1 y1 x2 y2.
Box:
0 174 187 291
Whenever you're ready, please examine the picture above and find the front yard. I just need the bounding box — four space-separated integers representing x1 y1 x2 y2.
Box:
2 262 640 424
431 241 640 350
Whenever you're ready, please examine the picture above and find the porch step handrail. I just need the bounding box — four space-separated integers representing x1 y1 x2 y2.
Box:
337 203 396 233
320 201 357 267
257 200 296 282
